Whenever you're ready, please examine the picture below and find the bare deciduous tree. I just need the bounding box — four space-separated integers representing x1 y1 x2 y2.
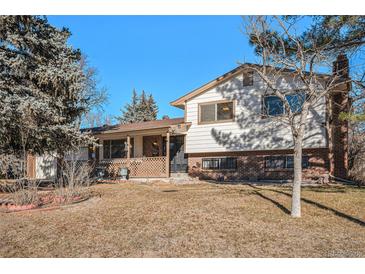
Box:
55 152 93 203
244 16 364 217
82 110 114 128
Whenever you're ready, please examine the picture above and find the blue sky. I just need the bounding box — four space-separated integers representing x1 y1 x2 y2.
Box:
48 16 256 120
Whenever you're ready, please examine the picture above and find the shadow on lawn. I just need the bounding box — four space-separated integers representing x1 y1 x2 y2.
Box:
251 190 291 214
248 184 365 227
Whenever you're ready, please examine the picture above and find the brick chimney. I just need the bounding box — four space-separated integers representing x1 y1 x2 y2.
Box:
328 54 350 178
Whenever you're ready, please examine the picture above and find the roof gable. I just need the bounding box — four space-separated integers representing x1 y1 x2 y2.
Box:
170 63 331 108
170 65 246 108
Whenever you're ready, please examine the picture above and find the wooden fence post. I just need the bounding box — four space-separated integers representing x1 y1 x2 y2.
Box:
127 135 131 168
166 132 170 178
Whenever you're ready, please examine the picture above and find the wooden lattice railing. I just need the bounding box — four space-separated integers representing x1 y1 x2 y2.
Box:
98 156 167 178
98 159 128 178
129 157 167 177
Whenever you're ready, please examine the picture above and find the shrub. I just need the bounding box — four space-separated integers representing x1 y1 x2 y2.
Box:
54 158 93 204
9 179 40 206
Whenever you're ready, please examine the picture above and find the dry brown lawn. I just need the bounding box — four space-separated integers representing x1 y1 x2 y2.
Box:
0 181 364 257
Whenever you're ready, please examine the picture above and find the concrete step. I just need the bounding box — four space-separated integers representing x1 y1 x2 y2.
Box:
170 173 191 179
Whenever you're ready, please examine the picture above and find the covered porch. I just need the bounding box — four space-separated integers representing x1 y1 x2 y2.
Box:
90 118 190 178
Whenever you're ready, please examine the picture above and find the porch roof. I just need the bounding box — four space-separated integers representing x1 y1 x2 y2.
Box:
83 117 186 136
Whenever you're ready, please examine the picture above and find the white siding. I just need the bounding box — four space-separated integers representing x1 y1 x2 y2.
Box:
64 147 89 161
77 147 89 161
35 147 89 179
185 72 327 153
35 155 57 179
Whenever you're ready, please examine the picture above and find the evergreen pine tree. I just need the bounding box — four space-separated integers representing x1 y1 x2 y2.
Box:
146 94 158 121
117 89 140 124
0 16 93 157
137 90 148 122
117 90 158 123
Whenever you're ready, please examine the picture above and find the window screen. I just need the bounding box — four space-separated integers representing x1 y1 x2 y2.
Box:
217 102 234 121
200 101 234 123
103 140 111 159
263 92 306 116
264 96 284 116
103 139 127 159
265 156 286 169
202 157 237 170
286 93 306 113
265 155 309 169
200 104 216 123
111 140 124 158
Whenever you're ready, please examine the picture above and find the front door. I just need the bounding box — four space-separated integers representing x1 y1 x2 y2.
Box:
170 135 188 173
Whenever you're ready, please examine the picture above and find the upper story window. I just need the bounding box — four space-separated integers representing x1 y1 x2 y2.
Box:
263 92 306 117
242 71 254 86
286 93 306 113
199 101 234 124
264 96 284 116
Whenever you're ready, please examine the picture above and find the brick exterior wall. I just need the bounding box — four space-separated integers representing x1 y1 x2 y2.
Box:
329 54 350 179
329 90 349 178
187 148 329 181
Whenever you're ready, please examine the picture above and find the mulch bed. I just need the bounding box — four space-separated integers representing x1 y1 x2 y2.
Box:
0 194 90 213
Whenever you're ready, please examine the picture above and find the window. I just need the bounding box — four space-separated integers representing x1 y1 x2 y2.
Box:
243 71 254 86
263 92 306 116
103 140 111 159
199 101 234 124
217 102 234 120
143 135 162 157
129 138 134 158
265 156 286 169
103 139 132 159
111 140 124 158
265 155 309 169
264 96 284 116
202 157 237 170
151 140 160 156
286 93 306 113
200 104 216 123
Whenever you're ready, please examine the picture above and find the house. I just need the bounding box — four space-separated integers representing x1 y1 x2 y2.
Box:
28 57 349 182
86 117 191 178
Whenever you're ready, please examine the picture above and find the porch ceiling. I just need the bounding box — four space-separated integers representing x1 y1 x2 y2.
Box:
95 127 170 139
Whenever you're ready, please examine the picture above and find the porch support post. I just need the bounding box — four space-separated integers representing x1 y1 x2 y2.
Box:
166 131 170 178
127 135 131 168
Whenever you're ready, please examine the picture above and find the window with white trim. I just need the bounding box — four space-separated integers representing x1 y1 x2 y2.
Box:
263 92 307 117
199 101 234 124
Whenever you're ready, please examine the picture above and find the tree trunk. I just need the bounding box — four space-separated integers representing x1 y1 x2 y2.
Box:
291 104 310 218
22 135 27 178
56 152 65 185
291 136 303 217
326 93 335 181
